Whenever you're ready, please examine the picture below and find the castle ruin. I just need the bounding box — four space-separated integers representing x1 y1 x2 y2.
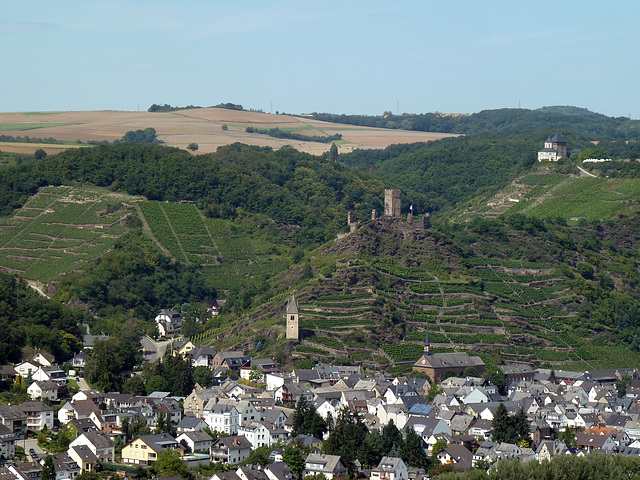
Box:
384 189 402 218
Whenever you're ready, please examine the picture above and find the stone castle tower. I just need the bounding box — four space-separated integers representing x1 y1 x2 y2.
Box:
384 189 401 218
285 295 299 341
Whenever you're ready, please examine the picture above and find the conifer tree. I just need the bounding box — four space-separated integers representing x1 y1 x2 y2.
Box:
401 426 429 469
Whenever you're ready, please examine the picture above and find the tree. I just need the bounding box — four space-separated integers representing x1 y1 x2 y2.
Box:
484 366 506 394
440 370 457 381
42 455 55 480
146 375 169 395
249 365 263 382
153 449 191 478
491 403 526 445
401 426 429 469
84 338 122 392
426 384 444 402
292 397 327 439
381 420 403 456
242 446 271 466
463 366 479 377
513 406 530 443
431 439 447 456
34 148 47 160
329 143 338 162
161 355 195 396
193 366 214 388
187 143 199 151
154 412 175 436
491 403 512 444
358 431 383 468
123 375 146 395
558 426 577 448
616 375 632 398
323 407 368 476
282 441 305 478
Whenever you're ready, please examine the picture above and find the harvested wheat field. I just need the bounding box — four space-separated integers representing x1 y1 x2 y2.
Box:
0 109 457 155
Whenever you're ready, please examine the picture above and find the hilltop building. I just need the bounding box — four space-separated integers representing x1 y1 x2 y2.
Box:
538 134 567 161
285 295 299 341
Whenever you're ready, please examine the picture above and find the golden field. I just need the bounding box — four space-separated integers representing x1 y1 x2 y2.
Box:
0 108 456 155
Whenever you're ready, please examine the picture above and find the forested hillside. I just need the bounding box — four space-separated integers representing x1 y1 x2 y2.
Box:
340 134 539 213
310 107 640 140
0 143 384 246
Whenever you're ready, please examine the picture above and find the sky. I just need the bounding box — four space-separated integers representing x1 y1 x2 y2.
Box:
3 1 640 118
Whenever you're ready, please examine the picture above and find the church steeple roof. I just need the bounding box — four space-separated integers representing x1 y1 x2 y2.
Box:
286 295 299 314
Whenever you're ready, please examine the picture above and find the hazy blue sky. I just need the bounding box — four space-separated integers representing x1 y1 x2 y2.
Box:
3 1 639 117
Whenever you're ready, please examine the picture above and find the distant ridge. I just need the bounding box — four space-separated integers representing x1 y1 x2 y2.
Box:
536 106 605 117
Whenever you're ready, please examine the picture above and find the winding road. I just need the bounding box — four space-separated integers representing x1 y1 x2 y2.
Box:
140 336 173 363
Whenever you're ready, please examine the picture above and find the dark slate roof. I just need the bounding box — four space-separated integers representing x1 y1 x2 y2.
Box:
550 133 566 144
500 364 534 375
286 295 299 314
417 352 484 369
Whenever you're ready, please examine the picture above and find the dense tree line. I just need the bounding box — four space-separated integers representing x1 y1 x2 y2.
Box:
245 127 342 143
490 404 529 445
324 408 429 475
148 104 202 112
340 133 539 214
0 272 84 363
0 135 66 145
0 142 384 245
434 452 640 480
148 103 243 112
310 107 640 140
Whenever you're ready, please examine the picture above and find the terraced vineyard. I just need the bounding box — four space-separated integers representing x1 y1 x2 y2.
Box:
281 231 588 369
138 201 293 291
0 186 137 282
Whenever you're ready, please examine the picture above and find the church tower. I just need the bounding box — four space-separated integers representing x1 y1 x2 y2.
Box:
424 325 430 356
286 295 299 341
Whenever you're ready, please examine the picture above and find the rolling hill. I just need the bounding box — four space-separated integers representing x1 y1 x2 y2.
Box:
1 108 640 374
0 108 456 156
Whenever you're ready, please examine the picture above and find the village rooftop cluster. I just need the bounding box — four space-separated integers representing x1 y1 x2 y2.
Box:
0 338 640 480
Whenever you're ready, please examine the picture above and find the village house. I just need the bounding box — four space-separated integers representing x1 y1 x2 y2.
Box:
172 339 196 357
176 415 209 434
0 405 26 434
500 364 535 389
69 431 115 462
202 402 239 435
19 401 54 431
50 453 81 480
0 423 19 458
27 381 59 401
122 433 181 466
370 457 408 480
177 430 213 454
303 454 348 480
211 436 252 465
436 444 474 471
67 445 99 475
